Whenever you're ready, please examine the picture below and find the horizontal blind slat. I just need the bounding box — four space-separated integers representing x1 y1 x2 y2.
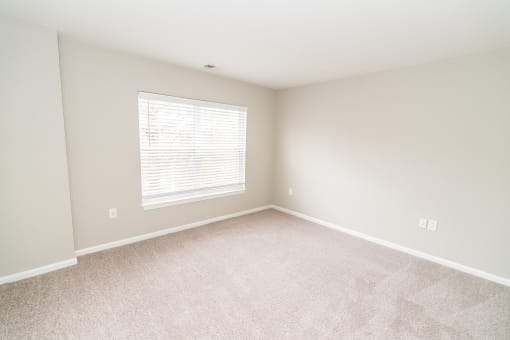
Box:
138 92 247 202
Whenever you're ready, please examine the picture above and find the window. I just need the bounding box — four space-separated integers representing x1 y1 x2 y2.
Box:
137 92 247 209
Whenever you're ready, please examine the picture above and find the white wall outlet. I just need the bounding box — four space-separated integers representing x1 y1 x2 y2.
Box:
419 218 428 229
288 187 293 196
427 219 438 232
109 208 117 219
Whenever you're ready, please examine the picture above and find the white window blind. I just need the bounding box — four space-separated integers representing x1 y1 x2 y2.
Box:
138 92 247 208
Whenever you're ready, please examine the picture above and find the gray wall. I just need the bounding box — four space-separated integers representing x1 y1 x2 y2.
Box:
58 38 275 250
0 18 76 276
274 48 510 279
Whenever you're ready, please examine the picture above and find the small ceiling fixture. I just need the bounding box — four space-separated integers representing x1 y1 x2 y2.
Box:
203 64 216 69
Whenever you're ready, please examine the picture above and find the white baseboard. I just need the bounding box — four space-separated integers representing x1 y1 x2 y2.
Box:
271 205 510 287
6 205 507 288
75 205 272 257
0 258 77 285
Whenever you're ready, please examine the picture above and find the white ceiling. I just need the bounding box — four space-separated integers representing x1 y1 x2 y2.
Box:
1 0 510 89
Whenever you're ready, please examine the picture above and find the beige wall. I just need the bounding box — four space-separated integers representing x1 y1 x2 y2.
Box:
274 48 510 279
0 18 76 276
58 38 275 250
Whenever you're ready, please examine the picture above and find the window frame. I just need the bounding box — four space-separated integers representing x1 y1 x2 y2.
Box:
137 92 247 210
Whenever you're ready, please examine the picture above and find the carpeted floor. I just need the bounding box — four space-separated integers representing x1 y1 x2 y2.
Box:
1 209 509 339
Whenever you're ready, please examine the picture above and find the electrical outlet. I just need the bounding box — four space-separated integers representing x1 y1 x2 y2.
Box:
288 187 293 196
427 219 438 232
419 218 428 229
109 208 117 219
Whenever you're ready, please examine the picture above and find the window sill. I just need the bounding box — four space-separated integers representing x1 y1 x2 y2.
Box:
141 188 245 210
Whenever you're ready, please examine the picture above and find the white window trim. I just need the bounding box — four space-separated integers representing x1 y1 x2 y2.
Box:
138 92 247 209
141 186 245 210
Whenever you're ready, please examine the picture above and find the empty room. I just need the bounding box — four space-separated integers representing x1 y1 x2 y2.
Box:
1 1 509 338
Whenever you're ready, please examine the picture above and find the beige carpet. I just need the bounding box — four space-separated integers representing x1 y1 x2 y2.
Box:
1 209 509 339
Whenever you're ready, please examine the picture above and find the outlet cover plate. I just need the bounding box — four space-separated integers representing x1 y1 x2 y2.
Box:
427 219 438 231
109 208 117 219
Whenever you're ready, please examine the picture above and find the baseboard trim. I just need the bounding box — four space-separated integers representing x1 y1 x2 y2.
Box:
75 205 273 257
271 205 510 287
0 258 77 285
7 205 506 287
